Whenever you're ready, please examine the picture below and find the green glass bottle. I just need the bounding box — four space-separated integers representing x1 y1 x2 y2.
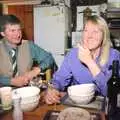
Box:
107 60 120 120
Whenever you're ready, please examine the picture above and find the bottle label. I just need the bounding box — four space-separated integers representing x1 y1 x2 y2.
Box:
117 94 120 107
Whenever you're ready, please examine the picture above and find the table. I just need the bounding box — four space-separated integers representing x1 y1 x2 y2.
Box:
0 91 106 120
1 102 106 120
1 102 65 120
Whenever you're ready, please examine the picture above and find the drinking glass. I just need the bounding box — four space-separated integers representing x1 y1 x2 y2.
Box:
0 87 12 110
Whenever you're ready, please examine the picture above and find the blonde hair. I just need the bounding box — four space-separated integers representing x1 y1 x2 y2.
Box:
86 15 111 66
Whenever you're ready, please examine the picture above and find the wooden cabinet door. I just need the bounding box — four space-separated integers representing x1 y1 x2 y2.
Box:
8 5 33 41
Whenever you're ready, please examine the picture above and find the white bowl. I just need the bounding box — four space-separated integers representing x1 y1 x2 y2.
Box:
20 94 40 104
12 86 40 111
69 93 94 104
68 84 95 96
15 86 40 98
68 84 95 104
21 100 39 111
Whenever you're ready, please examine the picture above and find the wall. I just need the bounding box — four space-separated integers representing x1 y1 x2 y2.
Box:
1 1 40 40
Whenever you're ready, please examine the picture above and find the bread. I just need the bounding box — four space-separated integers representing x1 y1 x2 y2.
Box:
57 107 91 120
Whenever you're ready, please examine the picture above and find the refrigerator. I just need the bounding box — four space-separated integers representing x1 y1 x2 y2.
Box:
34 5 71 67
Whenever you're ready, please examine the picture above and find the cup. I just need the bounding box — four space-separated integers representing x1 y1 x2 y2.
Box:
0 87 12 110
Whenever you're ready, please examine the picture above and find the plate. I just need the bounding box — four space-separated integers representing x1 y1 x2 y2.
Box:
61 94 105 111
0 105 10 115
57 107 91 120
43 109 103 120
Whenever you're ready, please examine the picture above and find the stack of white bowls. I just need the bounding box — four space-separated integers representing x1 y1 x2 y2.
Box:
68 83 95 104
12 86 40 111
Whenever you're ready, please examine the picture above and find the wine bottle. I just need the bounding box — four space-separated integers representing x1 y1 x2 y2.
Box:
107 60 120 120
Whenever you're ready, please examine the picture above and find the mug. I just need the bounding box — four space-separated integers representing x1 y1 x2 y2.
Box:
0 87 12 110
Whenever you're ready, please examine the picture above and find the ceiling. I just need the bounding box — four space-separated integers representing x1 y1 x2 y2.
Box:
0 0 107 6
71 0 107 6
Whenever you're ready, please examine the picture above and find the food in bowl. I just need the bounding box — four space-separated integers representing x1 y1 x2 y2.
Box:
67 84 95 104
12 86 40 111
57 107 91 120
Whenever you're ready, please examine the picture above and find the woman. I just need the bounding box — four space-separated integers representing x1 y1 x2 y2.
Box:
44 15 120 104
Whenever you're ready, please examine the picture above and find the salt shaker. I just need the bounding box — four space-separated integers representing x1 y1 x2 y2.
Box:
12 91 23 120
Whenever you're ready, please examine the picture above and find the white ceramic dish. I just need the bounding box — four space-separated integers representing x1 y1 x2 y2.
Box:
68 84 95 95
69 93 94 104
67 84 95 104
12 86 40 111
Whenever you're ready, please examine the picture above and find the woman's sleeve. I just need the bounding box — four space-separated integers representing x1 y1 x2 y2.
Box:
93 68 111 96
93 49 120 96
51 52 73 91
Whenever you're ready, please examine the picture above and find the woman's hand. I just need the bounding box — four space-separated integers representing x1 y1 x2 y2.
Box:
44 88 61 105
77 43 93 66
77 43 101 77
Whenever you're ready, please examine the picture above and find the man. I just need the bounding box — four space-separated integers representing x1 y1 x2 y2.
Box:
0 14 57 87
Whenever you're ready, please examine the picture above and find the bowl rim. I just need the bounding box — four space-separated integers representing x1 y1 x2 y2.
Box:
68 84 95 89
12 86 40 98
67 84 95 95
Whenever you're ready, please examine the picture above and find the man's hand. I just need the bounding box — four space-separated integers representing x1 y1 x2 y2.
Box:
11 67 41 87
24 67 41 81
11 75 30 87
